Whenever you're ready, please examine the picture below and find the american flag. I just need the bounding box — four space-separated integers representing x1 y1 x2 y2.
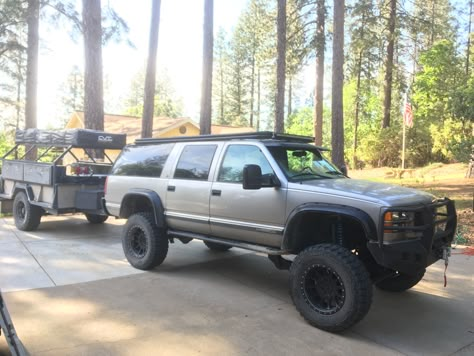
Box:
404 101 413 128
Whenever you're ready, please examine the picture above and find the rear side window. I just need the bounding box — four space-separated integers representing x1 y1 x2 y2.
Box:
112 143 174 177
174 145 217 180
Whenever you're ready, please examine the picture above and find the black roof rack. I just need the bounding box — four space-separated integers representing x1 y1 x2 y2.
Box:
135 131 315 145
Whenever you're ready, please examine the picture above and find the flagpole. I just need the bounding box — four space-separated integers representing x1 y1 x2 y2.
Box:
402 114 406 170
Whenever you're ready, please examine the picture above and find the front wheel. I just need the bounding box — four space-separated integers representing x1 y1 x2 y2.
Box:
13 191 42 231
289 244 372 332
85 213 108 224
122 212 168 270
375 269 425 292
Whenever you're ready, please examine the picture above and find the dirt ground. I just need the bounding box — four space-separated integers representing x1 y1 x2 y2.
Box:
349 163 474 245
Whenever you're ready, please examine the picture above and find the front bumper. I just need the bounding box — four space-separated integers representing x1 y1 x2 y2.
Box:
367 198 457 275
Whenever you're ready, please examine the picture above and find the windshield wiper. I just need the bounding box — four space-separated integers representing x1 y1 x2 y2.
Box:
325 171 345 176
290 172 326 181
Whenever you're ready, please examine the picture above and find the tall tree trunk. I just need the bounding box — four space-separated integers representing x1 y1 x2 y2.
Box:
219 57 224 123
467 0 473 75
200 0 213 135
82 0 104 132
287 76 292 120
25 0 39 160
353 50 363 170
314 0 325 146
250 54 255 127
275 0 286 134
25 0 39 130
429 0 435 46
142 0 161 138
257 68 261 131
16 57 23 131
331 0 344 168
382 0 396 129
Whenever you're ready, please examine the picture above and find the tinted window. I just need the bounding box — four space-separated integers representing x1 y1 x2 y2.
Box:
112 143 174 177
174 145 217 180
218 145 274 183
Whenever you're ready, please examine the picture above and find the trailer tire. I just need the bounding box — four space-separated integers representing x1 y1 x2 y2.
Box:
85 213 108 224
13 191 42 231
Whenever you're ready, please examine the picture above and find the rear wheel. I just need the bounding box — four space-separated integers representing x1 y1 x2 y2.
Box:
13 191 42 231
375 269 425 292
204 241 232 252
122 212 168 270
85 213 108 224
290 244 372 332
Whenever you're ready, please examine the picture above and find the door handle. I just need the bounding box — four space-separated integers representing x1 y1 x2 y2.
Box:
211 189 221 196
167 185 176 192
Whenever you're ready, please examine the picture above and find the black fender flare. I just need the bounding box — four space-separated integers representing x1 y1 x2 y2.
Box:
12 183 35 201
282 202 377 250
120 189 166 228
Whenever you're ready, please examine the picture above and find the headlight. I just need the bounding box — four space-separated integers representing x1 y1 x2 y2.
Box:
383 211 420 242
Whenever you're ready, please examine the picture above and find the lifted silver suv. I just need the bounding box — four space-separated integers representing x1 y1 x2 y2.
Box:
104 132 457 332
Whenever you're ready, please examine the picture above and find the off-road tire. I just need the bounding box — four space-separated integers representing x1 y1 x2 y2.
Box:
122 212 168 270
375 269 425 292
13 191 42 231
204 241 232 251
290 244 373 332
85 213 108 224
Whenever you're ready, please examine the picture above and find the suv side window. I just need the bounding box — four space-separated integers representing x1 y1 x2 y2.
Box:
174 145 217 180
218 144 274 183
112 143 174 177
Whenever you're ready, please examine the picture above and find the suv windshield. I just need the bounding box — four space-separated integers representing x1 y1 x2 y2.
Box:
266 144 344 181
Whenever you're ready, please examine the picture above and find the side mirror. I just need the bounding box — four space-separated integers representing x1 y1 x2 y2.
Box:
243 164 262 190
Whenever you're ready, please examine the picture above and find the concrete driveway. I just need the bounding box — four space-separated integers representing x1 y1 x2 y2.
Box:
0 215 473 356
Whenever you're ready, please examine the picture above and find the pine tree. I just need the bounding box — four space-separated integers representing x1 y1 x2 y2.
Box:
381 0 396 129
142 0 161 138
348 0 379 167
200 0 213 135
82 0 104 132
332 0 345 167
275 0 286 133
213 27 230 124
314 0 325 146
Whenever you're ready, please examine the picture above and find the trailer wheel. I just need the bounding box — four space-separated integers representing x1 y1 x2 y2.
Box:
13 191 42 231
85 213 108 224
122 212 168 270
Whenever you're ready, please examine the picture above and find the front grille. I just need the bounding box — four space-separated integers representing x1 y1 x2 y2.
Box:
379 198 457 246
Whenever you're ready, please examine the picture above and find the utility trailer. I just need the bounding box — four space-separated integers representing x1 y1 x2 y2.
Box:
0 129 126 231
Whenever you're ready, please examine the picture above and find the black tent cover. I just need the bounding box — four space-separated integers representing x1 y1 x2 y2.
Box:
15 129 126 149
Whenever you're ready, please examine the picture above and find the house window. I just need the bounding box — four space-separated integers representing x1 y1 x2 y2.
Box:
179 126 187 134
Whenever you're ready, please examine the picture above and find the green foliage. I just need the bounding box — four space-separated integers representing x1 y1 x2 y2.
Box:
414 40 463 124
0 132 13 157
58 65 84 122
124 69 183 118
286 106 331 147
430 119 473 162
412 39 473 163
